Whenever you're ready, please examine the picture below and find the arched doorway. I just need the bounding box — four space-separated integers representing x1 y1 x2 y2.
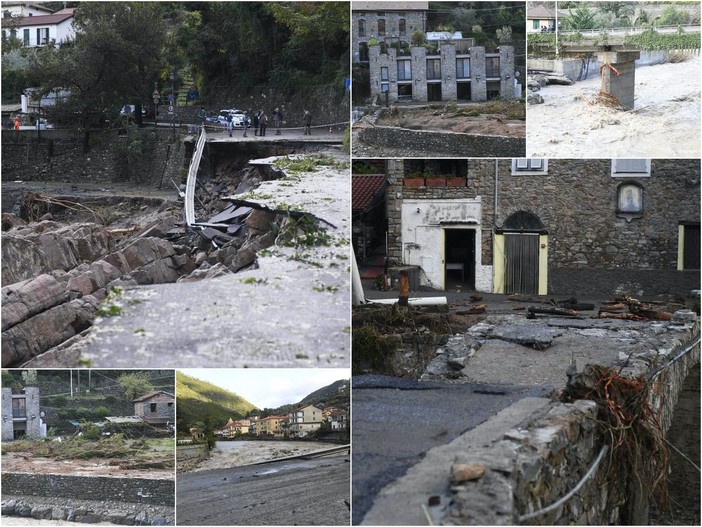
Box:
495 211 548 295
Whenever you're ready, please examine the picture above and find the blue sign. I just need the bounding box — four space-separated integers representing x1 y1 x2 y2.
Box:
345 78 351 93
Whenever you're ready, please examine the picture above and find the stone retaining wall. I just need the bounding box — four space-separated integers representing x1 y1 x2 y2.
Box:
549 268 700 298
444 319 700 525
1 473 174 507
357 126 525 157
176 443 210 461
1 129 181 187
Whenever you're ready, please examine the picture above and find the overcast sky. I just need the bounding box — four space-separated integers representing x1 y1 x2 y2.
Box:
178 369 348 409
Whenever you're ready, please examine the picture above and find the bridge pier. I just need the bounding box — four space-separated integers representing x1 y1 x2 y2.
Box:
596 50 641 108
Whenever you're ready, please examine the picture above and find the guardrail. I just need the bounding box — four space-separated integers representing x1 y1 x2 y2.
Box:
558 25 700 37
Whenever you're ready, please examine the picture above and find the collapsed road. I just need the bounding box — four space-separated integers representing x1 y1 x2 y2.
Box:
2 130 349 367
176 455 350 526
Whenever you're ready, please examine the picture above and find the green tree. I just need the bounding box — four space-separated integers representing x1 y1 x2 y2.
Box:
29 2 166 133
562 7 598 31
118 371 154 400
656 6 687 27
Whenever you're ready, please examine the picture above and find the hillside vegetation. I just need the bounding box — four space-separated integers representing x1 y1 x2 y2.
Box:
176 372 258 433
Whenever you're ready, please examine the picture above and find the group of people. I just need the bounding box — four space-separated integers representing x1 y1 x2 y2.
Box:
226 108 313 138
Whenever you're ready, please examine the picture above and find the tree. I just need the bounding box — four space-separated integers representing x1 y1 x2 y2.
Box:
118 372 154 400
451 7 481 34
562 7 598 31
29 2 167 133
656 6 687 27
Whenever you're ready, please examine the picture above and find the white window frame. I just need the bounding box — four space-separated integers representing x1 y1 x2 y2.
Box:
511 159 548 175
611 159 651 177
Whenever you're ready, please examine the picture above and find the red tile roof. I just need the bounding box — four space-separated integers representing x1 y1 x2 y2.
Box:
6 12 74 27
353 175 386 213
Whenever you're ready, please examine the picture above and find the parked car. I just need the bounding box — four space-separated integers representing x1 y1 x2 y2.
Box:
205 108 246 128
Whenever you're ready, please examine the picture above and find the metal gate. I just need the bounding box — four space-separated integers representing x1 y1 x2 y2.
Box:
505 233 539 295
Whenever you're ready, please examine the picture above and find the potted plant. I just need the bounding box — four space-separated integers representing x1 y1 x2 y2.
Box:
404 171 425 187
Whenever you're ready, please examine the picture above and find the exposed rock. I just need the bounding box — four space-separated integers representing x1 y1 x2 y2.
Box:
31 506 53 520
2 296 99 366
51 507 67 521
135 510 149 525
103 251 133 274
122 237 176 270
245 210 277 233
1 213 27 231
527 92 545 105
131 258 181 285
1 222 114 286
2 499 16 515
2 274 70 331
671 309 697 325
451 463 486 484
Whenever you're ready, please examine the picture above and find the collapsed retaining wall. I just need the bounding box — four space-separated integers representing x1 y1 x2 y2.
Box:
2 473 174 507
357 126 525 157
443 316 700 525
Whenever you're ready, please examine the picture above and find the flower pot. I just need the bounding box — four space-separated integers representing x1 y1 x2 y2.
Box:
404 177 425 187
425 177 447 187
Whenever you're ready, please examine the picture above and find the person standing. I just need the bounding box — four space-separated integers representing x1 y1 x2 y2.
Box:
253 111 260 136
243 111 249 138
225 112 233 137
273 108 283 135
259 109 268 137
303 110 312 135
14 116 20 130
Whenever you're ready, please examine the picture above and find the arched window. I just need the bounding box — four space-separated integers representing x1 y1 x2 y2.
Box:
358 19 366 37
378 19 386 36
399 19 406 36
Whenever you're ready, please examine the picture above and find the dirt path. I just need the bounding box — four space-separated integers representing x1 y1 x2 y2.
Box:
186 440 342 472
527 55 700 157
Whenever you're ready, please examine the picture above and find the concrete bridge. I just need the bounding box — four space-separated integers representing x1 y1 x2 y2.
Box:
356 309 700 525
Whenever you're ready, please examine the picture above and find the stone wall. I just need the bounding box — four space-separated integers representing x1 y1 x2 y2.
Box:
358 127 525 157
1 473 174 507
444 320 700 525
1 129 183 187
382 158 700 294
176 443 210 461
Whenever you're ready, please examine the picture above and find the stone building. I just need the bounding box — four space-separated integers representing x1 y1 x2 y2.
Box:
1 386 43 441
368 42 516 103
367 158 700 297
352 1 428 63
132 390 175 426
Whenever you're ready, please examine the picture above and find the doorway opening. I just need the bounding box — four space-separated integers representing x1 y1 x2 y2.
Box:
427 83 442 102
398 83 413 100
457 82 471 101
444 229 476 290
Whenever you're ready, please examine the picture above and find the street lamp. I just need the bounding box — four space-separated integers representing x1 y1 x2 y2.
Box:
169 70 175 139
152 81 160 129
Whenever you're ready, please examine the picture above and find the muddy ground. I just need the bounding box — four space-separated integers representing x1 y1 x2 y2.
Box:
179 439 343 473
527 54 700 158
352 101 525 157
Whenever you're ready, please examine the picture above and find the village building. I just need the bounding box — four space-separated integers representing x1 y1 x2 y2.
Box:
1 386 45 441
526 4 567 33
352 1 428 64
132 390 175 426
354 158 700 298
288 404 323 438
1 7 76 47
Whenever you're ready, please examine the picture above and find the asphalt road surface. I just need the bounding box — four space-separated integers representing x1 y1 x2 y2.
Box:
351 375 552 525
177 455 350 525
